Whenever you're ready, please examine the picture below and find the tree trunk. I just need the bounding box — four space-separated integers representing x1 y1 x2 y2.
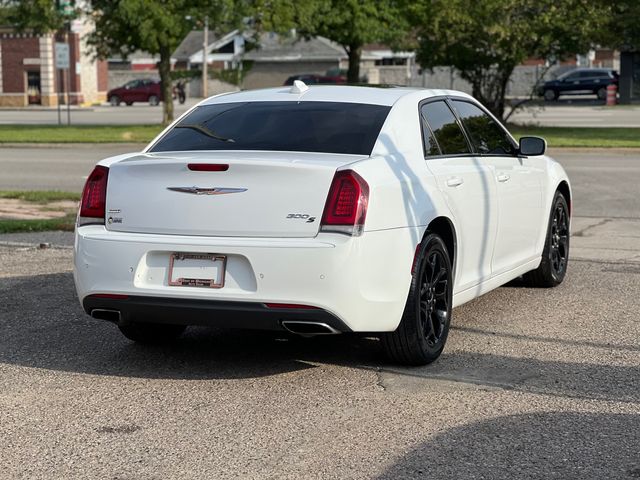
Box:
158 45 174 126
346 44 362 84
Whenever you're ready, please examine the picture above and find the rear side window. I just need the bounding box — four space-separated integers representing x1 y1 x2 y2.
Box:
420 101 470 155
150 101 391 155
451 100 514 155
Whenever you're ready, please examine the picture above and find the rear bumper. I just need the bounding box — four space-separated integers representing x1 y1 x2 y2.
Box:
83 295 352 332
74 225 420 332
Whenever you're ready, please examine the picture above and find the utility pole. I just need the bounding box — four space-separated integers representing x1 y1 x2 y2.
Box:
202 15 208 99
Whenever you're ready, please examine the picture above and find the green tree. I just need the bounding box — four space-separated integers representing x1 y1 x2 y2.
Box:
256 0 408 83
598 1 640 50
406 0 603 120
0 0 73 31
87 0 242 125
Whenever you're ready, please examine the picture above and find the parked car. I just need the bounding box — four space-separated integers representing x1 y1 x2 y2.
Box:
75 83 570 366
284 73 346 85
538 68 618 101
107 79 162 106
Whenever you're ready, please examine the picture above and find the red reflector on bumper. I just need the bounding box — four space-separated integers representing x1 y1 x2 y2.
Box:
89 294 129 300
264 303 319 310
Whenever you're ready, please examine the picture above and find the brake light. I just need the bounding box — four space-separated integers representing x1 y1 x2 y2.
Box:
78 165 108 226
188 163 229 171
320 170 369 236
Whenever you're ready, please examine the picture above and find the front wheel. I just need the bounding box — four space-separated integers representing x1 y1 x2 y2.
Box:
109 95 121 106
596 87 607 100
544 89 558 101
382 233 453 365
118 322 186 344
523 191 570 287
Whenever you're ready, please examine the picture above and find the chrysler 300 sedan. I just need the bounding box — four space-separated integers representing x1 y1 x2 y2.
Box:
74 83 570 365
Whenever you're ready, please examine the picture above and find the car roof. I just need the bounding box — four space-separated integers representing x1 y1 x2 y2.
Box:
199 85 473 107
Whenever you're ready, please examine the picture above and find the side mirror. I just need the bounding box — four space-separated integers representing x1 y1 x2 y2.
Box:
518 136 546 156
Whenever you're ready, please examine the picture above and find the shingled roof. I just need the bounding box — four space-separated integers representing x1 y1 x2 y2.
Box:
243 32 345 62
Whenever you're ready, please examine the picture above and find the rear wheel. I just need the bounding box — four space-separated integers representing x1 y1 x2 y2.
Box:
523 191 569 287
544 89 558 101
382 233 453 365
118 322 186 344
125 101 133 106
148 95 160 106
109 95 121 106
596 87 607 100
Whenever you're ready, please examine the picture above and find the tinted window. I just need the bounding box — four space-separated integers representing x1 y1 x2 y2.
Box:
421 122 441 156
563 72 579 81
452 100 514 155
420 101 470 155
151 101 391 155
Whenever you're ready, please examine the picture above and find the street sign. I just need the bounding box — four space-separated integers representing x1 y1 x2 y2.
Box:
55 42 70 70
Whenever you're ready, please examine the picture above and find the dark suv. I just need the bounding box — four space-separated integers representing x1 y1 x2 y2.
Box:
538 68 619 101
107 79 162 106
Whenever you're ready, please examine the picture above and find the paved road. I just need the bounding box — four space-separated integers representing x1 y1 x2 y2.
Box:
0 99 198 125
507 103 640 127
0 144 143 191
1 96 639 127
0 150 638 478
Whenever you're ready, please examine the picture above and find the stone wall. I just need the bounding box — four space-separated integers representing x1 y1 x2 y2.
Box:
242 61 338 90
187 77 240 98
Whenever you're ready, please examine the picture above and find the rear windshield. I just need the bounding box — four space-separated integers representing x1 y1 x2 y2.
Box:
150 101 391 155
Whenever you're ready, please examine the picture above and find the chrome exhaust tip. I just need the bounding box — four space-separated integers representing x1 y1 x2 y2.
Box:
90 308 122 323
281 321 341 336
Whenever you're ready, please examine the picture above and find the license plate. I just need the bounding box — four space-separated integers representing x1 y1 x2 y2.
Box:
168 253 226 288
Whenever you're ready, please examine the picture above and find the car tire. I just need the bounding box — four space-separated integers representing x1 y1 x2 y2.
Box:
523 191 570 287
118 322 186 344
382 233 453 366
544 89 558 101
109 95 121 106
125 101 133 106
148 95 160 106
597 87 607 100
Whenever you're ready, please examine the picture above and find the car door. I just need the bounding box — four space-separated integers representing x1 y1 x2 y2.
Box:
420 99 498 293
450 99 545 275
560 71 580 93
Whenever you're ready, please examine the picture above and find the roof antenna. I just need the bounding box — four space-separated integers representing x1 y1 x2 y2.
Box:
290 80 309 94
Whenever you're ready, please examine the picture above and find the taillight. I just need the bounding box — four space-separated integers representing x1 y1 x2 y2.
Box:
78 165 109 226
320 170 369 236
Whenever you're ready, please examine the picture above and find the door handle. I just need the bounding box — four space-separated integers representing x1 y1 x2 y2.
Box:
446 176 464 187
497 173 510 183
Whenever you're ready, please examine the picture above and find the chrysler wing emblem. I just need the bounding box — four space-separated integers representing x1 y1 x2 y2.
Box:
167 186 247 195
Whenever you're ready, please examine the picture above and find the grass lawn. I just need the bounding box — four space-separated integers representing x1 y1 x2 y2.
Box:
0 214 76 234
508 126 640 148
0 124 161 143
0 190 80 203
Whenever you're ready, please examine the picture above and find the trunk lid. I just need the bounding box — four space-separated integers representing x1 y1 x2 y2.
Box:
105 151 365 237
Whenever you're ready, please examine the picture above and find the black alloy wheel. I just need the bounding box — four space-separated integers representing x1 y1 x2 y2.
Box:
523 191 570 287
382 233 453 365
419 248 450 347
549 200 569 278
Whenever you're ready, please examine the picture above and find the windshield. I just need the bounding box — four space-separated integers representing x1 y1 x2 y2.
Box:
150 101 391 155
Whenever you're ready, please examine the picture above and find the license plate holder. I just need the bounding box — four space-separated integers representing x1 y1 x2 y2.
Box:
168 253 226 288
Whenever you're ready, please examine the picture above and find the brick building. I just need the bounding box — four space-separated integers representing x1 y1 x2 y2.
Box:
0 21 108 107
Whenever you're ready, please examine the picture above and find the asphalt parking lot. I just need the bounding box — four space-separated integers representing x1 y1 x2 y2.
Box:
1 151 639 478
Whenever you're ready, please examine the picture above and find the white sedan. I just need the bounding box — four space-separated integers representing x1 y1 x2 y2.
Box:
74 83 571 365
